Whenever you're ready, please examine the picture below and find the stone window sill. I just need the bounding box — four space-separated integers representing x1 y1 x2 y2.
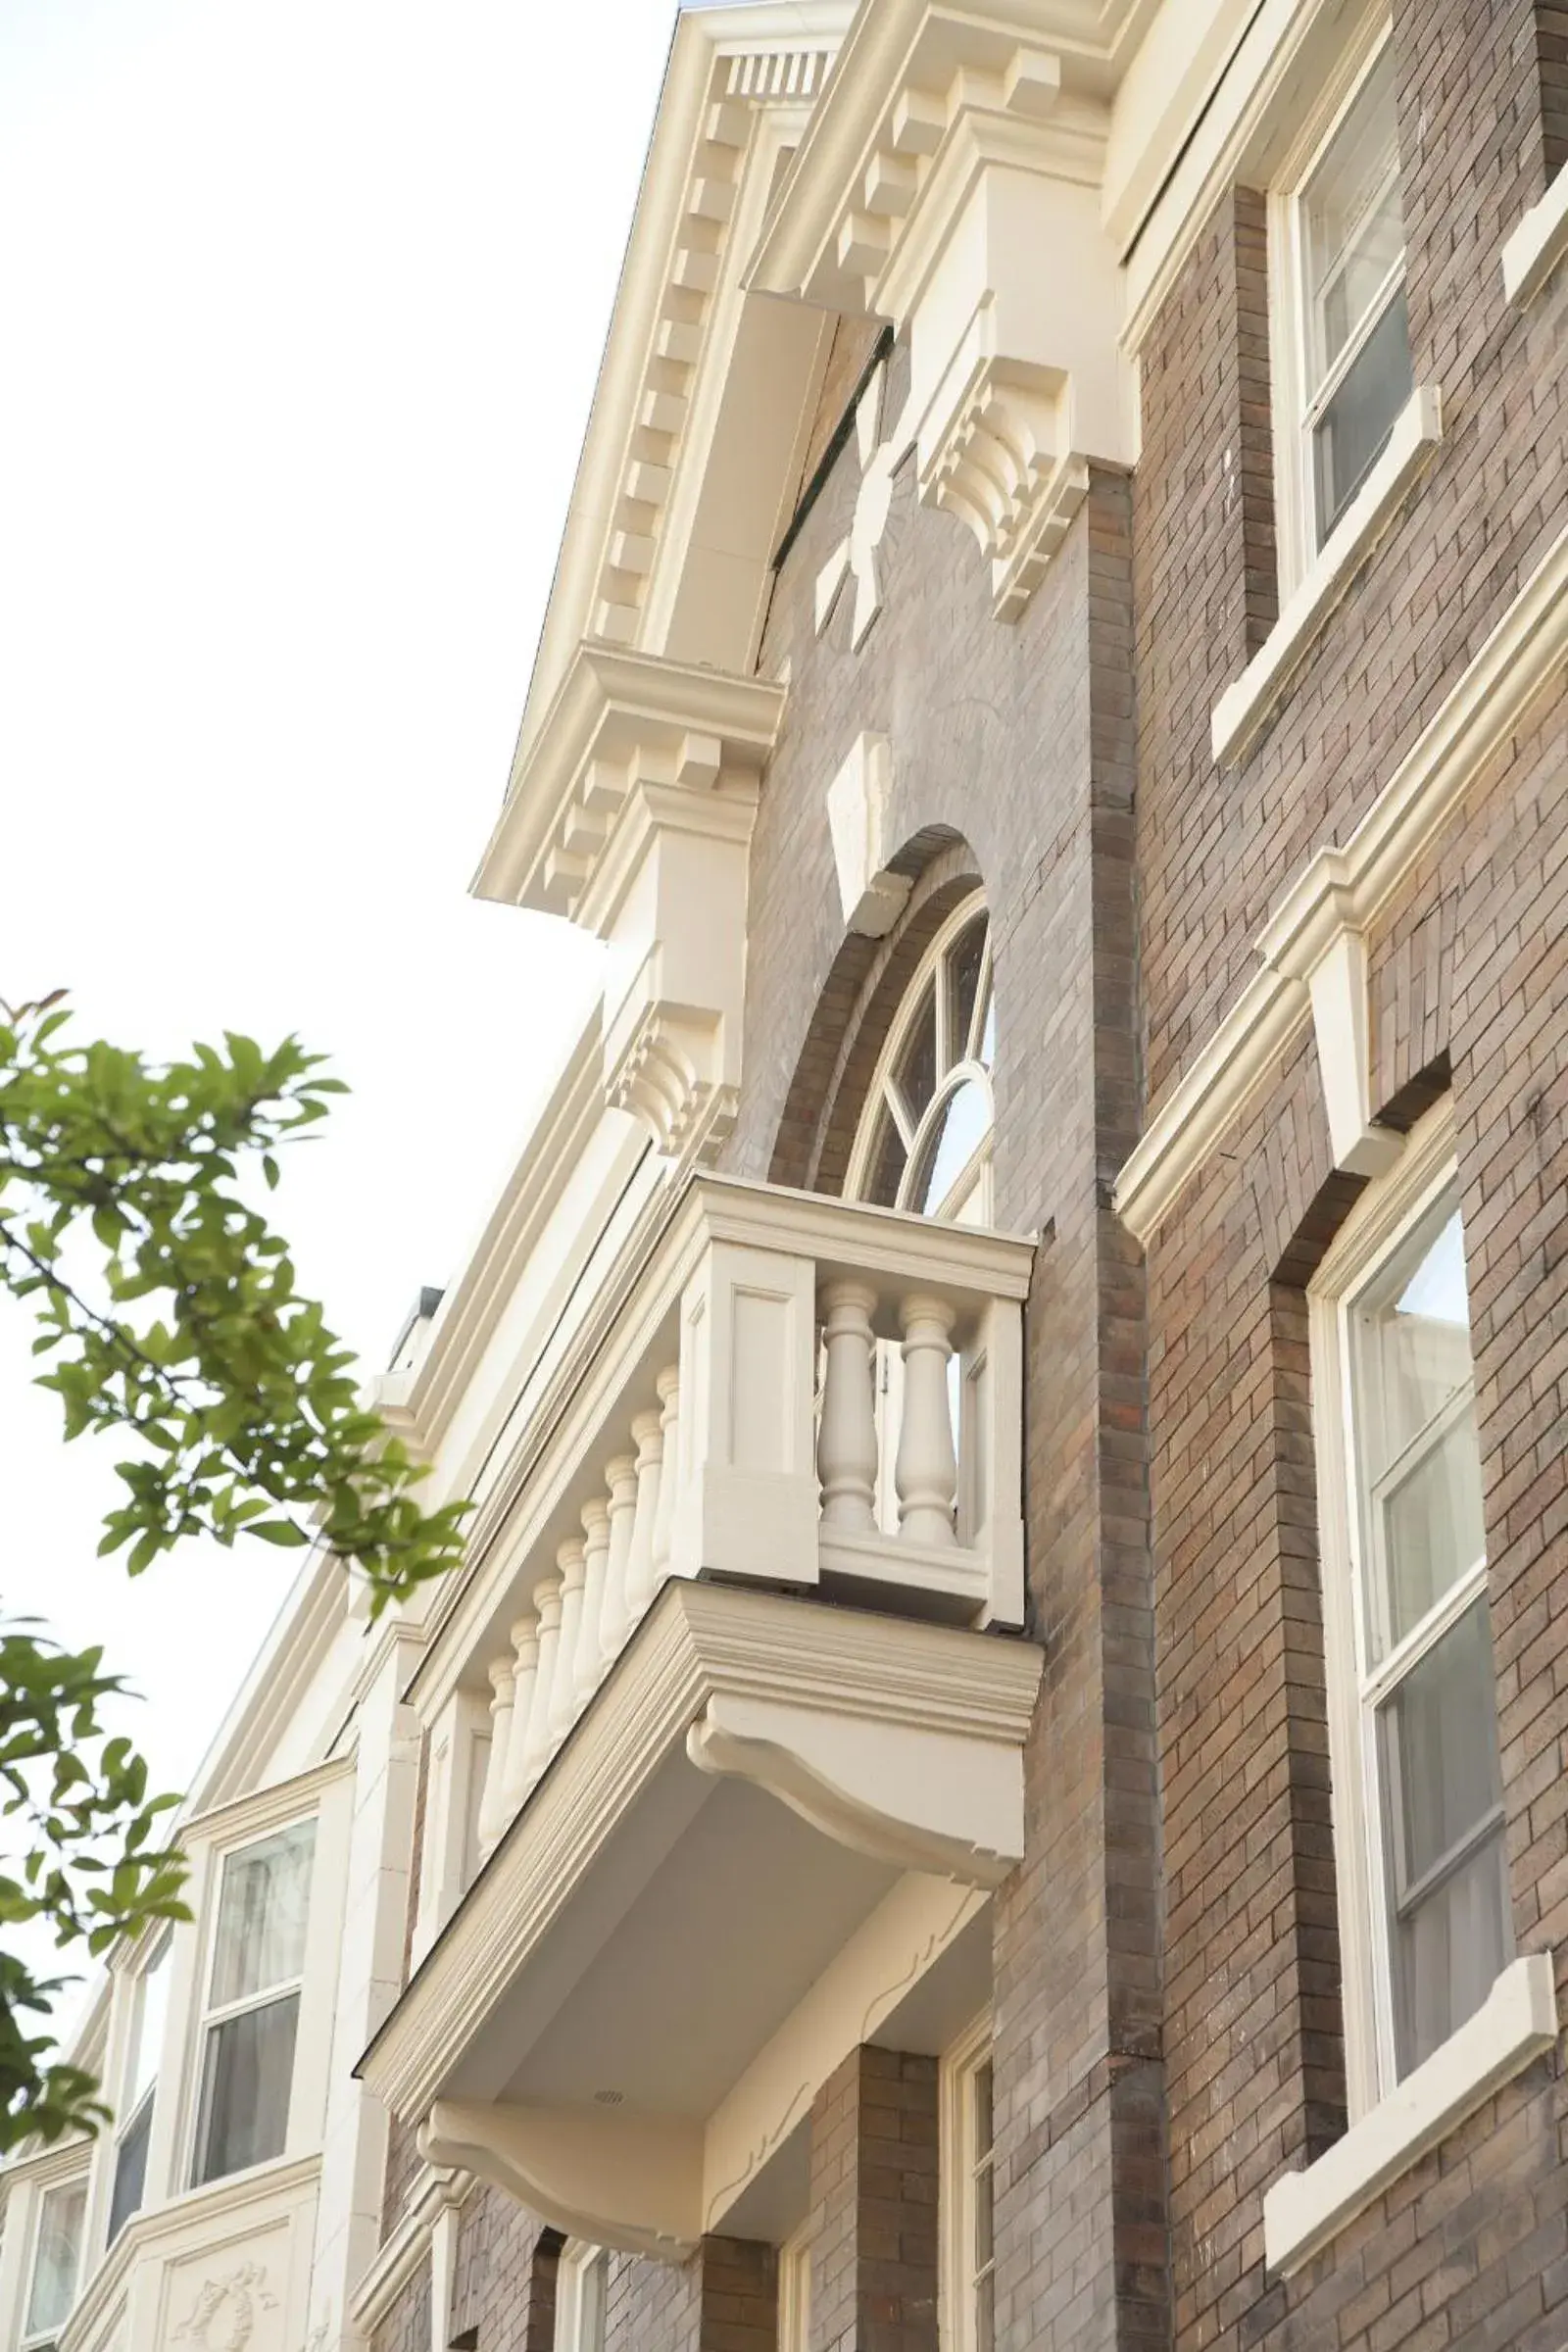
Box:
1210 387 1444 767
1262 1953 1559 2278
1503 166 1568 307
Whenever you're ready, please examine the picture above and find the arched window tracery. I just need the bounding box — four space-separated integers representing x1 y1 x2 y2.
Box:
844 891 996 1225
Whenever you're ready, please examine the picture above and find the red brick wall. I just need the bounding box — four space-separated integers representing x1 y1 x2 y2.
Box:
1132 0 1568 2343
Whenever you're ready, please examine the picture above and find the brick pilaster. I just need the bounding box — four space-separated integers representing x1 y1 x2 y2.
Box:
808 2046 939 2352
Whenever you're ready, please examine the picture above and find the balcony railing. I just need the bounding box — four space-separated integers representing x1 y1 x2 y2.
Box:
469 1175 1033 1864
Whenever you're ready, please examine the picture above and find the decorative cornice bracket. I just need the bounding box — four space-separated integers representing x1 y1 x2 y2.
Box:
420 2101 704 2262
753 10 1132 621
686 1687 1027 1886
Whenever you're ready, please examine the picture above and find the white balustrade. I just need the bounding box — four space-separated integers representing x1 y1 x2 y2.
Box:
817 1279 879 1532
550 1540 588 1743
522 1572 564 1782
650 1366 680 1581
599 1453 639 1664
500 1612 540 1814
459 1178 1030 1851
475 1658 515 1859
622 1409 663 1625
575 1499 612 1706
894 1295 958 1546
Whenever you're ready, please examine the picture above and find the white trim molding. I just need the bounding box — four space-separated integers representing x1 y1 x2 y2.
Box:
1116 515 1568 1246
1263 1953 1559 2276
1502 167 1568 308
348 2163 471 2335
825 732 911 936
1211 387 1444 765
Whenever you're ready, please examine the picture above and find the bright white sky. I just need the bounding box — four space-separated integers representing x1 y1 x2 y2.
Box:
0 0 711 1858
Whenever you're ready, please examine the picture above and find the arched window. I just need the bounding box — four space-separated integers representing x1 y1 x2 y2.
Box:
844 892 995 1224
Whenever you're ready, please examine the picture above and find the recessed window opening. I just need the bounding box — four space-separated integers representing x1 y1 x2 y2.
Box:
23 2176 87 2352
191 1817 316 2186
1313 1120 1513 2109
1274 31 1412 581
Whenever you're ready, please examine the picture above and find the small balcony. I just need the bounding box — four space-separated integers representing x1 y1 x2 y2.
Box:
456 1173 1032 1866
361 1176 1041 2254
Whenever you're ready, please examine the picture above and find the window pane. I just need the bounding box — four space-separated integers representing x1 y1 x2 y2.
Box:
1350 1205 1484 1659
913 1080 992 1216
192 1991 300 2184
948 917 987 1061
894 986 940 1123
1378 1601 1509 2075
210 1820 316 2008
1303 48 1403 385
108 2095 153 2242
124 1937 171 2115
25 2179 86 2338
1312 283 1412 542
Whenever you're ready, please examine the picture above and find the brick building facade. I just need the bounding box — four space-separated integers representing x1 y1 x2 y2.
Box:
14 7 1567 2352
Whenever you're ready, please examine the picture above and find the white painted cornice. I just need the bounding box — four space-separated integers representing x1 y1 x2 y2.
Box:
750 1 1134 618
474 642 786 920
1115 518 1568 1246
753 0 1145 311
175 1750 358 1852
359 1580 1042 2124
422 2104 705 2262
513 4 851 761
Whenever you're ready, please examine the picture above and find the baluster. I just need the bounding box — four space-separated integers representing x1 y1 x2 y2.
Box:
650 1366 680 1583
895 1293 958 1546
522 1571 564 1783
599 1452 639 1666
550 1538 588 1743
575 1498 612 1706
499 1611 540 1815
622 1409 664 1624
475 1656 514 1857
817 1279 879 1532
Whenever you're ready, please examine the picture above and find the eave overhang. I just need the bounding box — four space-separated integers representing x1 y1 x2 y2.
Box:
359 1580 1042 2258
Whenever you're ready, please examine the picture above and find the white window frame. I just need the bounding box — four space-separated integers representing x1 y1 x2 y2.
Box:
1309 1100 1509 2118
182 1811 319 2191
106 1929 172 2242
939 2013 994 2352
20 2170 89 2352
553 2240 609 2352
1268 19 1405 595
778 2220 812 2352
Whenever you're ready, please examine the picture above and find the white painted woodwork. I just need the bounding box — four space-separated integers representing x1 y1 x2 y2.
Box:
501 1614 541 1817
650 1366 681 1584
476 1660 515 1858
817 1280 880 1531
576 1499 612 1706
623 1410 664 1624
523 1576 564 1785
600 1454 640 1663
551 1542 589 1744
896 1296 959 1546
